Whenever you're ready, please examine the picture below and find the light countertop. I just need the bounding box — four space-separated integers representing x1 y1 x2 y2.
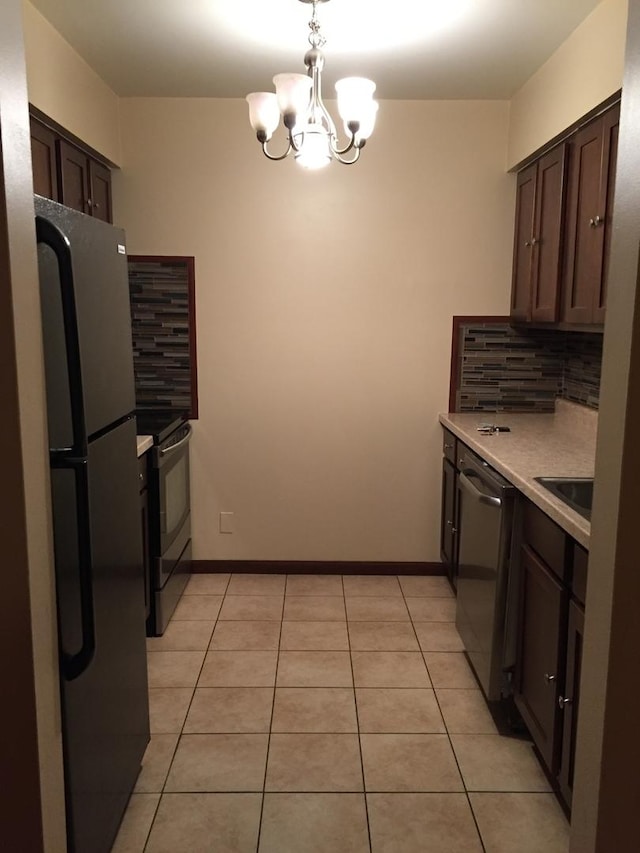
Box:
439 400 597 548
136 435 153 458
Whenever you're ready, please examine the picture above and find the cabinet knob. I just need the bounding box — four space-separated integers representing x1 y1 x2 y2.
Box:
531 237 538 246
446 521 458 534
525 240 531 247
444 443 453 450
558 695 572 710
544 673 556 684
594 214 603 226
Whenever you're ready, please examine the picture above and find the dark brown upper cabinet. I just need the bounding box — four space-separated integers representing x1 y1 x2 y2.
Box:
511 145 567 324
89 160 113 223
511 164 536 322
58 138 89 214
29 111 113 223
30 117 59 201
58 139 113 222
562 104 620 324
510 100 619 329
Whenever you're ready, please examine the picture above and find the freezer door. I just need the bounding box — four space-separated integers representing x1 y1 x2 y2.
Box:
56 418 149 853
36 195 135 442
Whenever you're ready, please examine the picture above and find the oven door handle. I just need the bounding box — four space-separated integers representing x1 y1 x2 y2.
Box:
160 423 193 456
459 470 502 508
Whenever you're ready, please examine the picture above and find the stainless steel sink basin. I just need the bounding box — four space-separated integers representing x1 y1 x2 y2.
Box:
534 477 594 520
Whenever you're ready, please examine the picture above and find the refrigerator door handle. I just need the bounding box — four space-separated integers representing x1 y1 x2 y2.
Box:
36 216 88 458
52 457 97 681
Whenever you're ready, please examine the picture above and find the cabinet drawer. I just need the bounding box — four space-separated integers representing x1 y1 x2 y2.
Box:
572 543 588 606
523 500 567 582
138 454 148 492
442 429 457 465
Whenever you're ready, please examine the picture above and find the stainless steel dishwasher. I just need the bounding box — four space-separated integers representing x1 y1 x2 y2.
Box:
455 445 517 702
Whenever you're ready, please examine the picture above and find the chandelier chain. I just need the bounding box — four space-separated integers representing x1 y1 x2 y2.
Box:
308 0 326 49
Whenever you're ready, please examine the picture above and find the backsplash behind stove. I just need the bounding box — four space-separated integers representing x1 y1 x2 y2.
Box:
452 320 602 412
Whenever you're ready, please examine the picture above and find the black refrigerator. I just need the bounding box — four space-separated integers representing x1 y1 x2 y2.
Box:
35 196 149 853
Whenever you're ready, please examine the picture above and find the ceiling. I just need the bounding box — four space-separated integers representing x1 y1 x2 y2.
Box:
30 0 602 100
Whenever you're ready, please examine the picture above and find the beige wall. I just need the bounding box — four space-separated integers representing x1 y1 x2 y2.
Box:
114 97 514 562
508 0 628 169
22 1 121 164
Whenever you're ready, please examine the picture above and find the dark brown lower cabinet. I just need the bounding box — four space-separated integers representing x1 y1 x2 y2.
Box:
557 600 584 807
515 545 567 773
515 499 588 812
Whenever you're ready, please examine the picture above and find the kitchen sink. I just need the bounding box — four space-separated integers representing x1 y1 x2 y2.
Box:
534 477 594 520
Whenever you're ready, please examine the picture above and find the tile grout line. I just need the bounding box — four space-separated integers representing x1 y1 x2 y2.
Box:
254 575 286 853
400 576 488 853
141 574 500 851
345 574 374 853
142 573 230 852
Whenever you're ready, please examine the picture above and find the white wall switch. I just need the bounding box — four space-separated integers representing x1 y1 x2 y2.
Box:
219 512 234 534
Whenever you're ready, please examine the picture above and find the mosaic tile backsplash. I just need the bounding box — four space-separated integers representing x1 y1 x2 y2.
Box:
454 322 603 412
128 259 194 413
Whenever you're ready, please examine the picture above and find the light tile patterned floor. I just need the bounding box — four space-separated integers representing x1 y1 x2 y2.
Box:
113 574 570 853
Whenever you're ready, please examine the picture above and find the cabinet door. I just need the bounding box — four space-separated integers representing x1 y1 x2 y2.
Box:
593 105 620 323
557 600 584 808
562 108 620 325
89 159 113 223
515 545 567 773
58 139 90 214
30 118 59 201
531 144 567 323
441 457 458 589
510 164 537 322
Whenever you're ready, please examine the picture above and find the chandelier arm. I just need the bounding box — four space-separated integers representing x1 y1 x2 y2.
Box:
333 144 363 166
330 133 358 157
261 139 294 161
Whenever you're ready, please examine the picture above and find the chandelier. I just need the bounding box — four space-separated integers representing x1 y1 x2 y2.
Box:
246 0 378 169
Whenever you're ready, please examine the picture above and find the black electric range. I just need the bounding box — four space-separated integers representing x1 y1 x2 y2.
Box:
135 408 192 635
135 409 189 444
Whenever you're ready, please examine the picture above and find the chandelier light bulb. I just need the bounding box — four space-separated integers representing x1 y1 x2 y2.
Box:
246 0 377 167
294 124 332 169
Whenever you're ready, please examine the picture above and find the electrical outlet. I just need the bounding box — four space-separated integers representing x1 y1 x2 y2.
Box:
219 512 234 534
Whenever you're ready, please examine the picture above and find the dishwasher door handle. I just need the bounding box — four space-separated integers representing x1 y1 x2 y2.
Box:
459 471 503 507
